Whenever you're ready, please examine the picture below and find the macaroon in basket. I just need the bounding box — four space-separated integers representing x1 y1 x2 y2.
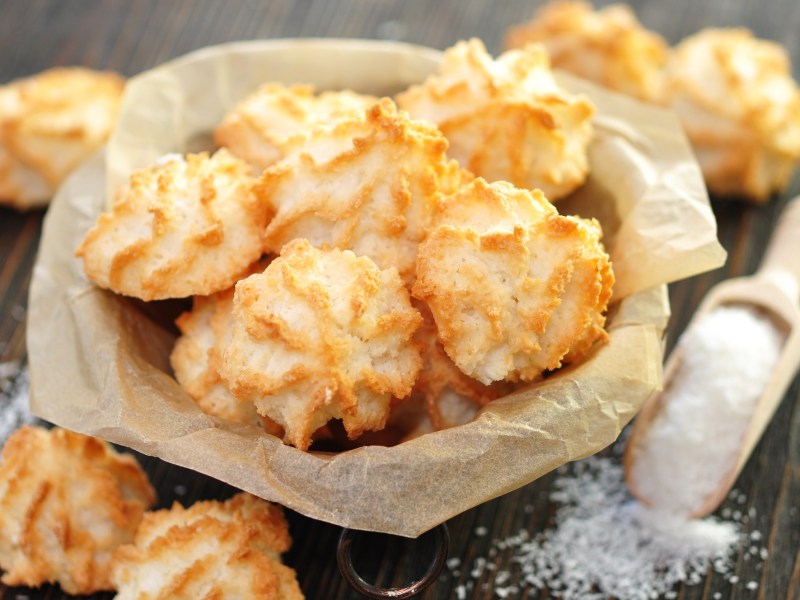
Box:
27 38 724 538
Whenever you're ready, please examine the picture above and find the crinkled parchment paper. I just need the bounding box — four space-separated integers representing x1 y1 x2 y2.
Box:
27 39 725 537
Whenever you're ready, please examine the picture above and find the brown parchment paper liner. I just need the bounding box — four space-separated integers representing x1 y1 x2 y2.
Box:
28 39 725 538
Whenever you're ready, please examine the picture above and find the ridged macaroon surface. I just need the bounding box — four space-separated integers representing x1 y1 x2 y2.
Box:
111 493 303 600
397 39 595 201
215 83 377 172
171 286 272 430
413 178 613 384
76 149 269 300
220 239 423 450
504 1 669 102
665 28 800 202
0 67 124 209
0 427 156 595
258 99 462 284
412 302 513 431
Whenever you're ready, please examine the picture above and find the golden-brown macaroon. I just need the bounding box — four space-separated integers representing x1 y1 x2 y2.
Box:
111 493 303 600
171 285 281 437
504 1 669 103
413 178 613 384
76 149 270 301
397 39 595 201
0 426 156 595
0 67 124 210
664 28 800 202
215 83 377 173
220 239 423 451
257 98 460 284
413 302 513 431
0 141 50 210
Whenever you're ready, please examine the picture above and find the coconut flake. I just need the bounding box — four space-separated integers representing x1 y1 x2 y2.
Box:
629 306 783 516
0 362 38 446
448 455 767 599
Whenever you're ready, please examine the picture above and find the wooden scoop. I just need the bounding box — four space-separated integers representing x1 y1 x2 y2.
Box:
624 197 800 518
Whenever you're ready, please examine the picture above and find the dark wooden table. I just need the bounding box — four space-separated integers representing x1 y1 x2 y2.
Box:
1 1 798 598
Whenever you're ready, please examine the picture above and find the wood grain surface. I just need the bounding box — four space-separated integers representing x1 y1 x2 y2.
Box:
1 1 798 598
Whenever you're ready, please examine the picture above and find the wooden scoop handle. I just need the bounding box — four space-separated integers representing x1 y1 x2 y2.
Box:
758 197 800 303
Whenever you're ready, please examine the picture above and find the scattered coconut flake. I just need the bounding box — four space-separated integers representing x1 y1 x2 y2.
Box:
0 362 38 446
445 455 769 599
514 458 738 598
494 570 511 586
470 557 487 579
474 526 488 537
495 585 518 598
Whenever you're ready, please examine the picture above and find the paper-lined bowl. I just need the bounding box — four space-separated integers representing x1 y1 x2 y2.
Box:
27 39 724 537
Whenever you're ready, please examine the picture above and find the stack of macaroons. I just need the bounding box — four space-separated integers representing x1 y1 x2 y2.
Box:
505 0 800 203
76 40 615 452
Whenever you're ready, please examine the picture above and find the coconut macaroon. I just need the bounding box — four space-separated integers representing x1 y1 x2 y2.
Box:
413 303 513 431
0 67 124 210
76 149 269 301
215 83 377 173
171 286 284 436
220 239 423 451
171 289 241 420
112 493 303 600
413 178 613 384
504 1 669 103
257 99 461 284
396 39 595 201
0 426 156 595
664 28 800 202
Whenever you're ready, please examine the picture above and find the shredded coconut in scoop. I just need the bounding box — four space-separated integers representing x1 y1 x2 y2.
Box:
629 305 783 516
